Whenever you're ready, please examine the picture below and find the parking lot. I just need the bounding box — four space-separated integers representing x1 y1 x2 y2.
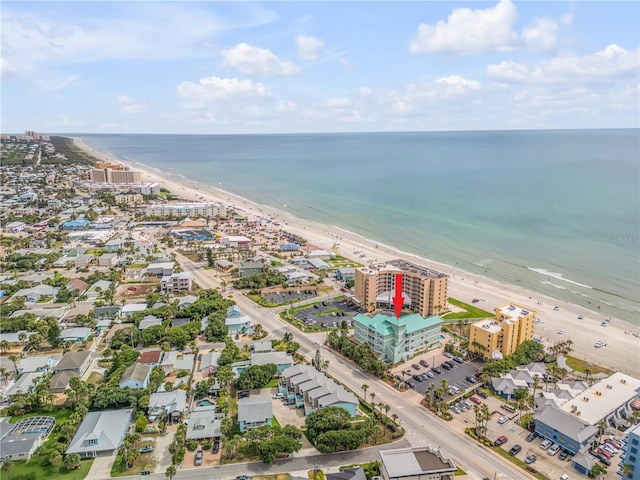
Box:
292 297 361 330
263 288 318 305
393 352 481 399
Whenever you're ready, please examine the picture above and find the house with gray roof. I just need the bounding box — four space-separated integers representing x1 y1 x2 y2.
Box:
119 363 151 389
17 354 58 375
200 351 221 377
174 354 195 373
60 327 92 343
378 446 457 480
0 416 55 461
160 351 178 376
85 280 112 300
139 315 163 330
6 372 45 398
185 410 224 440
0 330 35 345
178 295 198 309
54 351 92 375
534 405 598 455
148 389 187 422
327 468 367 480
249 351 293 374
66 408 134 457
238 396 273 432
49 370 79 393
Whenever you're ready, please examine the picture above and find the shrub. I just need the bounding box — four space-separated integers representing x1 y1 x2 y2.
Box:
202 439 213 450
135 415 148 433
186 439 198 452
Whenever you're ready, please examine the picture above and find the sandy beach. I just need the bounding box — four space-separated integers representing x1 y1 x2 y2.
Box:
73 137 640 377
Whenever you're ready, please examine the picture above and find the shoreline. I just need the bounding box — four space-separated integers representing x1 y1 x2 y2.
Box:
71 136 640 377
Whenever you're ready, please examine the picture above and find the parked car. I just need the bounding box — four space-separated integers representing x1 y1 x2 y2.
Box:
395 374 404 382
411 363 421 370
195 450 203 466
558 450 569 460
495 436 508 446
419 359 429 367
425 372 434 379
139 445 154 453
595 448 611 459
540 439 553 450
453 357 464 364
469 396 481 405
236 477 252 480
412 375 423 383
443 361 455 368
600 443 617 455
405 369 413 375
524 454 537 464
431 367 442 374
237 390 250 399
497 415 509 424
477 391 488 399
213 441 220 454
547 443 561 456
273 392 284 399
592 451 611 466
441 363 451 370
509 444 522 455
465 376 477 383
525 432 537 442
443 352 453 358
605 438 622 449
407 381 415 388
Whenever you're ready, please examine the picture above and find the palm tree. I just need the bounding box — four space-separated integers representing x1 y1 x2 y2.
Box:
18 332 27 345
361 384 369 403
0 340 10 353
165 465 177 480
424 383 436 410
8 354 19 375
621 463 634 478
370 392 376 411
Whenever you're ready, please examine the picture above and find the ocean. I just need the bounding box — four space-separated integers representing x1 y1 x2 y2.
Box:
78 129 640 324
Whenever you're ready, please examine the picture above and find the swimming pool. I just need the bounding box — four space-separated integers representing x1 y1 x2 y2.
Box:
196 399 215 407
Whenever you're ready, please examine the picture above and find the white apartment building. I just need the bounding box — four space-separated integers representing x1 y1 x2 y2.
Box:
160 272 193 293
145 202 226 218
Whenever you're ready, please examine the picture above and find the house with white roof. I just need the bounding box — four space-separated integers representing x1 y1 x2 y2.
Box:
66 408 134 457
238 396 273 432
120 303 148 318
148 390 187 422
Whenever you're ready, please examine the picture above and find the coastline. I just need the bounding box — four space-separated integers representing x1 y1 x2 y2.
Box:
71 136 640 377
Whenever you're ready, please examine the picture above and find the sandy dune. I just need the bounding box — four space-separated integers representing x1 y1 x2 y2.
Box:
74 137 640 377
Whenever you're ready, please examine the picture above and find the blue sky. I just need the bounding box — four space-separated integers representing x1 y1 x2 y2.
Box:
2 1 639 134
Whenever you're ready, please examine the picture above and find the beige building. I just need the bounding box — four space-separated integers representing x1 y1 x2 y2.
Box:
115 193 143 204
354 259 448 317
145 202 227 218
468 302 536 360
90 168 142 184
160 272 193 294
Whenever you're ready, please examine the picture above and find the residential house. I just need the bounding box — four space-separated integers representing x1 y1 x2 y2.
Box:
160 351 178 376
104 238 124 252
378 446 457 480
16 355 58 375
178 295 198 310
225 305 252 334
74 254 94 268
12 284 59 303
238 262 263 278
160 272 192 294
98 253 119 267
215 259 234 272
139 315 163 330
184 410 224 440
327 468 366 480
93 305 122 321
137 350 163 367
4 221 27 233
0 416 55 461
66 408 134 457
66 278 89 295
54 351 92 376
174 354 195 374
237 396 273 432
5 372 45 398
60 327 92 343
249 351 293 374
120 303 147 318
85 280 113 300
336 267 355 282
49 370 79 394
148 390 187 422
146 262 174 277
307 258 329 270
200 352 221 377
251 340 272 353
119 363 151 389
307 250 334 260
0 330 35 345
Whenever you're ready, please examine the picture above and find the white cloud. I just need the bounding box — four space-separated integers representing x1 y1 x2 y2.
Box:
487 44 640 84
114 95 147 114
275 100 297 112
1 58 19 78
358 87 373 96
323 97 352 108
296 34 324 60
435 75 481 93
177 76 269 105
221 43 299 76
410 0 572 55
410 0 518 55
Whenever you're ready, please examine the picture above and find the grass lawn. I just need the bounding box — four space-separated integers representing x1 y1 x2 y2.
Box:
9 409 73 425
563 355 614 375
491 446 549 480
271 416 281 428
111 451 157 478
6 458 93 480
443 298 494 320
265 379 279 388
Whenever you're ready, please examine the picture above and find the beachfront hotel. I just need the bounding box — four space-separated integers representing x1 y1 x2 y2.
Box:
353 312 442 363
145 202 226 218
90 166 142 184
468 302 536 360
353 259 448 317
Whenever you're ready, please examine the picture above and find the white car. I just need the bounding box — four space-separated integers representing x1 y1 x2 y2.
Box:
557 329 565 334
273 393 284 399
594 340 605 348
497 415 509 424
547 443 561 456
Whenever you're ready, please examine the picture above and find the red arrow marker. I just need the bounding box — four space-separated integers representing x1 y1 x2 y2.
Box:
392 273 403 319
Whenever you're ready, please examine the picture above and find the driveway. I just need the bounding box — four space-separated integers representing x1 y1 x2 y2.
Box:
264 386 307 429
85 452 116 480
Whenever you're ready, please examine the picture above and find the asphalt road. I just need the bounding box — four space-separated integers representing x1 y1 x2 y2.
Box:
178 254 536 480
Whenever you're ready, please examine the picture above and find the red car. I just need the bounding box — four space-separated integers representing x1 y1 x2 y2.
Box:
495 436 508 446
595 448 611 459
474 371 481 377
127 286 138 291
469 396 482 405
605 438 621 449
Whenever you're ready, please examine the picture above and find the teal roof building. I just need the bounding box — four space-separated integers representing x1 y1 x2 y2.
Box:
353 313 442 363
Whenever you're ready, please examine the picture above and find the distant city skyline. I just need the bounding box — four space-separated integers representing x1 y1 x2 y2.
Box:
2 1 639 134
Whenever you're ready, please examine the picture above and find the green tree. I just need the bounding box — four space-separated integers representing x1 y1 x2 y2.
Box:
165 465 177 480
1 459 13 480
64 453 81 470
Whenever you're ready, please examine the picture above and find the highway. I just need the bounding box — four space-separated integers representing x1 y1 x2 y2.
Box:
178 254 536 480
